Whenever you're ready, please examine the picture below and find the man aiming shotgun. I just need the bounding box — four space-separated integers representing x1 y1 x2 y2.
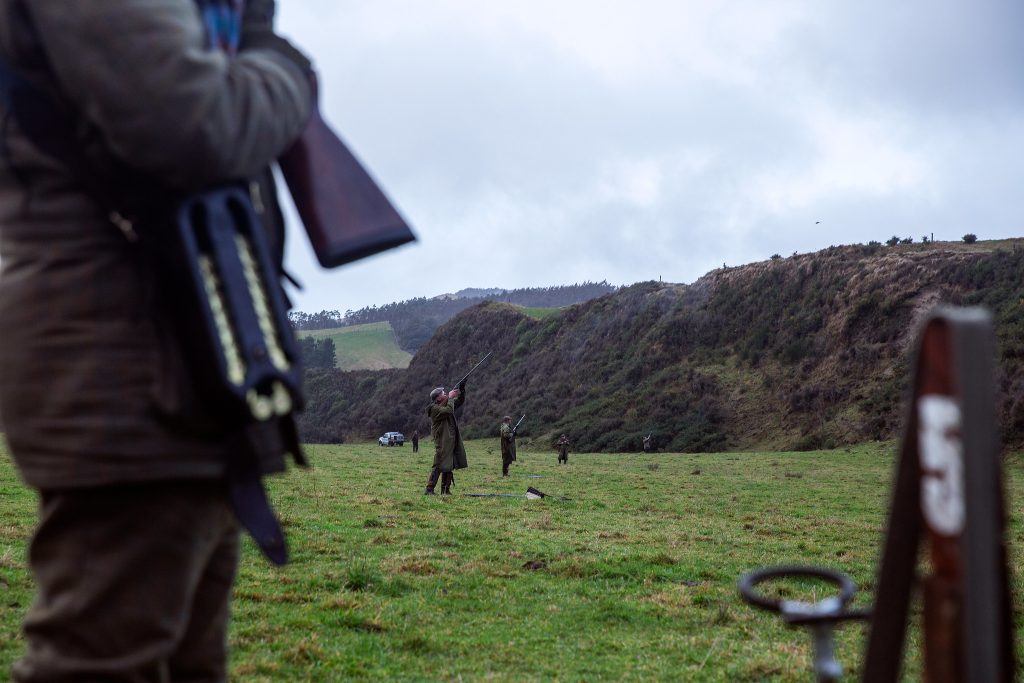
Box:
424 353 490 494
0 1 413 679
425 384 467 494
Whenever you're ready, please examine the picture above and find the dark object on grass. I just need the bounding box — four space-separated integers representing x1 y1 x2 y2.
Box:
464 487 570 501
525 487 572 501
738 307 1014 682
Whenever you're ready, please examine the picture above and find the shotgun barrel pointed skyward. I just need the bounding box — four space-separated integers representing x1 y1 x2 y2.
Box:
451 351 492 388
512 414 526 435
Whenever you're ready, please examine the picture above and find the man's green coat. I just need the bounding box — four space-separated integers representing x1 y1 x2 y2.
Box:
499 422 516 463
427 390 468 473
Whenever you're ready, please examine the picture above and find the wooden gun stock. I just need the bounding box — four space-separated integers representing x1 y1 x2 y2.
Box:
279 92 416 269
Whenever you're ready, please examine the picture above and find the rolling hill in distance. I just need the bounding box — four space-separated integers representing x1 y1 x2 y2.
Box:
298 322 413 371
297 311 562 371
297 239 1024 452
290 282 615 354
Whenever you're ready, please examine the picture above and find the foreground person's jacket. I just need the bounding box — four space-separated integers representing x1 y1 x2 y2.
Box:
0 0 312 488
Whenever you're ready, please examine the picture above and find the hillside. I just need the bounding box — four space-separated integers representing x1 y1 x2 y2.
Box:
297 240 1024 451
289 282 615 353
440 287 506 299
300 322 412 371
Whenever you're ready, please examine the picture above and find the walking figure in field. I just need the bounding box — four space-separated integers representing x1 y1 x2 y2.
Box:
557 435 571 464
643 434 653 453
425 383 468 494
500 415 517 476
412 430 420 453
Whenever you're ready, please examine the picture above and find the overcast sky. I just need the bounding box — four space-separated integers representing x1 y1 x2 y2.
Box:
276 0 1024 313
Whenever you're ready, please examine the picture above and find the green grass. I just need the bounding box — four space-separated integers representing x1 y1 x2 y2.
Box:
300 322 412 370
4 441 1024 680
517 305 561 319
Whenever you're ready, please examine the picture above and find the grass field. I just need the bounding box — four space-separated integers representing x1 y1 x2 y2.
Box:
300 322 412 371
3 441 1024 680
518 306 561 319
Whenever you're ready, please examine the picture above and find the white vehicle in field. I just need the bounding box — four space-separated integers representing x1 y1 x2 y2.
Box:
378 431 405 447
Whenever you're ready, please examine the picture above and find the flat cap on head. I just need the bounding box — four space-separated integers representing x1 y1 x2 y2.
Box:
503 415 511 421
430 387 444 401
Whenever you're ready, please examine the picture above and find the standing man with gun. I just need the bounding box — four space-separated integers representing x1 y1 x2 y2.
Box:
557 435 571 464
425 383 468 495
500 416 516 477
0 1 413 680
424 354 489 494
499 414 525 477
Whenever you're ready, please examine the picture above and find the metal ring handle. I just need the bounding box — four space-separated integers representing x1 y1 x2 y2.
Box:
738 565 857 616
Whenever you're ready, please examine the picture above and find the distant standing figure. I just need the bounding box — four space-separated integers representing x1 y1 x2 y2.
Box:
643 434 652 453
412 430 420 453
424 382 469 494
388 435 395 447
499 416 517 476
557 435 570 464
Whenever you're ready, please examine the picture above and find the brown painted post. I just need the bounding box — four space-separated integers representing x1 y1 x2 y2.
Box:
862 308 1013 682
916 319 963 681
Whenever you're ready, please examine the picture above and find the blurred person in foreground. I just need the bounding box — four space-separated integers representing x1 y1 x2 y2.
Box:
0 0 314 680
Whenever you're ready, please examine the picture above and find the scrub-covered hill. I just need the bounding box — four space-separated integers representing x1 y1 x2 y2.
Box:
298 240 1024 452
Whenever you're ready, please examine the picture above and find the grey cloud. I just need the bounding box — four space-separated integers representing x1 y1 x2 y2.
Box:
277 1 1024 313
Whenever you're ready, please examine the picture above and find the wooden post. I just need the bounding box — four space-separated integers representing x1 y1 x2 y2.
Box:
862 308 1013 682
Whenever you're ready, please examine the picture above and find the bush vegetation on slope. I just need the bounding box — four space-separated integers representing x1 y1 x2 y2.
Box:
298 241 1024 452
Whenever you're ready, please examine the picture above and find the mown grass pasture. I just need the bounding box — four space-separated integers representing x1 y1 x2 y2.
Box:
3 440 1024 680
300 322 412 371
517 305 562 319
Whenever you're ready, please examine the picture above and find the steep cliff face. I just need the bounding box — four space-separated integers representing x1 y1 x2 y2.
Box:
299 240 1024 452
